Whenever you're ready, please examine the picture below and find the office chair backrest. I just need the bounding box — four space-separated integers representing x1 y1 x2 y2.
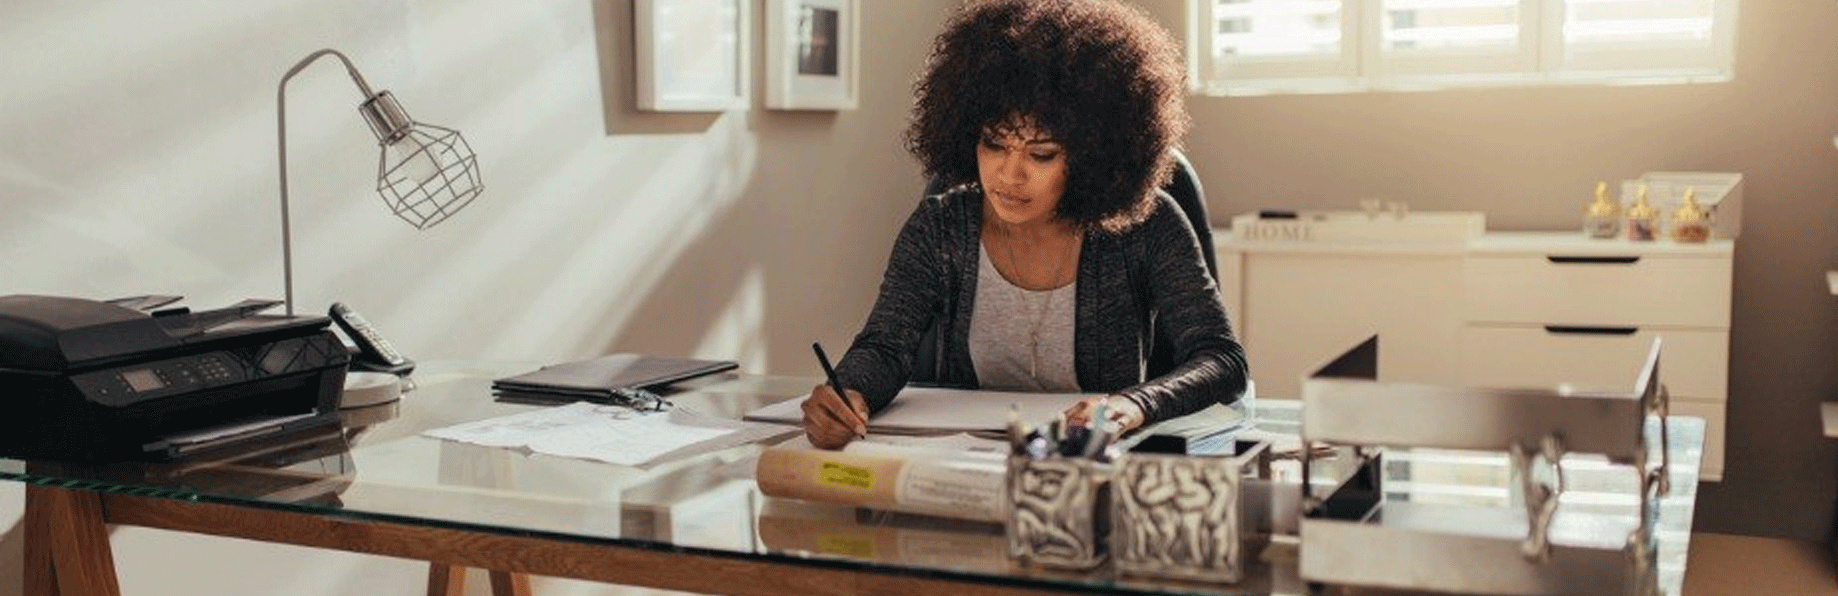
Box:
1163 149 1216 282
911 149 1217 382
1144 148 1215 377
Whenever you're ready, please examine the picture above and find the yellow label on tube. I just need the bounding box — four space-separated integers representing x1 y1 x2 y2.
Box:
816 535 876 557
817 461 873 490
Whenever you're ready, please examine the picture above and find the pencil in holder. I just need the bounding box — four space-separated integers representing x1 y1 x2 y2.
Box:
1110 440 1273 583
1006 455 1111 569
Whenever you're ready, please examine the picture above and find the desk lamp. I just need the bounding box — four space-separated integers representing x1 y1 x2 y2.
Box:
276 48 483 316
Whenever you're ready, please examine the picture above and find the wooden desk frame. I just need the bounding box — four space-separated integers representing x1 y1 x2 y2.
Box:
24 485 1070 596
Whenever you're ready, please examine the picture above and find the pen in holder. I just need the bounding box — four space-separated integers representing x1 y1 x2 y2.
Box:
1006 402 1125 570
1006 454 1111 569
1110 440 1273 583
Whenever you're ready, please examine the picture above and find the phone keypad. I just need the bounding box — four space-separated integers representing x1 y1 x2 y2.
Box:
331 303 405 365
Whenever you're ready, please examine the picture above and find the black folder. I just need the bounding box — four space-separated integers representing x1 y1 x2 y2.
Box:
491 354 738 404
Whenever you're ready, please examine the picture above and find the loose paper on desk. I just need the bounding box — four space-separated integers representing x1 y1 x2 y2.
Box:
744 386 1101 434
423 402 793 467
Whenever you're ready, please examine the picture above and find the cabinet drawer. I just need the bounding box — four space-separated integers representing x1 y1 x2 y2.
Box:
1672 399 1725 482
1459 325 1727 400
1465 254 1731 327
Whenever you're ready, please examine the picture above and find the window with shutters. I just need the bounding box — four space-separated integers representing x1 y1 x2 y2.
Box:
1191 0 1737 95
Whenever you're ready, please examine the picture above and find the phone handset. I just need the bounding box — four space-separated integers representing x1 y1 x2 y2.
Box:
328 302 415 375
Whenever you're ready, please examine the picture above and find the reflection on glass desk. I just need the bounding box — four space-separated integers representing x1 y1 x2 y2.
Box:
2 362 1703 596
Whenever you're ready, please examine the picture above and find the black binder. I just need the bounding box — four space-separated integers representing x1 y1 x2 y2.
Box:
491 354 738 404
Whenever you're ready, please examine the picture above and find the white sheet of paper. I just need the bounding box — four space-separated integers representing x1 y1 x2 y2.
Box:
743 386 1099 434
529 414 734 466
423 402 790 467
422 402 609 448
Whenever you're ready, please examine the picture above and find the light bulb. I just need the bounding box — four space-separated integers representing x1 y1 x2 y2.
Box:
386 133 447 188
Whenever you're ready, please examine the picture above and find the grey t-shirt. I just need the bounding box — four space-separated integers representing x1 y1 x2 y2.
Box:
969 244 1079 392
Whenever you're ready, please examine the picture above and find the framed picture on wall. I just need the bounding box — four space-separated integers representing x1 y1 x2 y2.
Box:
635 0 750 112
764 0 859 110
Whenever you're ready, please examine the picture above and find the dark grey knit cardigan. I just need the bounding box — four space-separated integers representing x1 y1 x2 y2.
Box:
834 186 1249 426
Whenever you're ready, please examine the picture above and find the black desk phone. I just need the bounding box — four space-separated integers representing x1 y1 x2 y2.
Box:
328 302 415 375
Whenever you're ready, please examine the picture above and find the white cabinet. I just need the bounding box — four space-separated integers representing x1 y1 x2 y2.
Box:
1219 245 1466 400
1216 230 1733 481
1463 233 1732 480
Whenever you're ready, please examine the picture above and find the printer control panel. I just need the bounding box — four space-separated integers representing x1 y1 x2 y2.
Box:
72 352 245 406
69 334 344 408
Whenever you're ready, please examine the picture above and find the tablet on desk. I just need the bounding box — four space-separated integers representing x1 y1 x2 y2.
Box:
491 354 738 403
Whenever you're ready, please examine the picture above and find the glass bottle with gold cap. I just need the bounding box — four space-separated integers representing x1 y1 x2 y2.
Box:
1625 183 1659 241
1583 181 1621 239
1671 187 1711 243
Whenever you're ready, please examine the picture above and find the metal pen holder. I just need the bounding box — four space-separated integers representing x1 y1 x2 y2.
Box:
1006 456 1110 570
1110 440 1272 583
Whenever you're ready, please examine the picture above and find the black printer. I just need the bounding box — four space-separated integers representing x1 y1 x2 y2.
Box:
0 295 348 461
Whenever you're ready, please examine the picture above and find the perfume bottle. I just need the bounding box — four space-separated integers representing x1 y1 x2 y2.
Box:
1583 181 1621 239
1670 187 1711 243
1625 184 1659 242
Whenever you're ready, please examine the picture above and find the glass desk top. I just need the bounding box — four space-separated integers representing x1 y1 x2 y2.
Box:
1 361 1702 595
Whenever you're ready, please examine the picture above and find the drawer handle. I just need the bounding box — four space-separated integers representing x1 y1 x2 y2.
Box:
1546 256 1640 265
1544 325 1638 336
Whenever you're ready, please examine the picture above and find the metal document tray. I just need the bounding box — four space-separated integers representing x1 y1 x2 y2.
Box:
1297 336 1670 596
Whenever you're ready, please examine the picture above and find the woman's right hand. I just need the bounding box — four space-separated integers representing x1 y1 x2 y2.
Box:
801 383 869 449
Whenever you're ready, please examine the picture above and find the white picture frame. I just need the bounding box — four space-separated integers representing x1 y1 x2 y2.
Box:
635 0 750 112
764 0 859 110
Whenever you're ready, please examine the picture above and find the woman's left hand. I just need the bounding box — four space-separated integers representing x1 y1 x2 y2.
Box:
1063 396 1143 432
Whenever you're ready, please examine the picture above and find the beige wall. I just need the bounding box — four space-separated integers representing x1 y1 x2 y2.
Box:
0 1 948 595
1140 0 1838 540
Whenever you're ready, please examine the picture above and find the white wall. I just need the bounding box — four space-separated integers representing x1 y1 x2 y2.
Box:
0 0 948 594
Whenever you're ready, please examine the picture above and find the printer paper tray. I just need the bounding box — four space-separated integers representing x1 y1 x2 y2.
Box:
142 412 335 459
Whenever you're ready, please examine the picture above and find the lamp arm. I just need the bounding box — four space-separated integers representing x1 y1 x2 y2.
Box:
276 49 378 317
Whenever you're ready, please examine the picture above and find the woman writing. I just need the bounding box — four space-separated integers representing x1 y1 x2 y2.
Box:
802 0 1248 449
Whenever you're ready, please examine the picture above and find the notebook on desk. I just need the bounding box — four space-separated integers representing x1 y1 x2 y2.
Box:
742 386 1246 444
744 386 1092 435
491 354 738 404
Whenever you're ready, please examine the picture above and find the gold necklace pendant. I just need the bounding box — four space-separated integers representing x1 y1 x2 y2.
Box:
1029 325 1041 379
1001 224 1074 384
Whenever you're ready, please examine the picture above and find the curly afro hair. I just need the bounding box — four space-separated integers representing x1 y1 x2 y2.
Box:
905 0 1189 232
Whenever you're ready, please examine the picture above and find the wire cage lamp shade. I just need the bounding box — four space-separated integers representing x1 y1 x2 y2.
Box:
358 89 483 230
278 48 483 315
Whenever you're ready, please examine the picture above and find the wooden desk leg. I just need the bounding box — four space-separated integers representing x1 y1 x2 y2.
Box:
427 562 466 596
24 485 123 596
24 486 55 596
488 570 532 596
426 563 530 596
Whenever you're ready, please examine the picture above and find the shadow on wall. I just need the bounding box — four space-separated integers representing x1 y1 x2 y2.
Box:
584 0 917 371
592 0 724 136
600 184 764 362
574 0 772 365
600 109 912 375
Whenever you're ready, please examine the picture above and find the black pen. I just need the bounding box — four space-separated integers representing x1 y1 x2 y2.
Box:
812 342 867 440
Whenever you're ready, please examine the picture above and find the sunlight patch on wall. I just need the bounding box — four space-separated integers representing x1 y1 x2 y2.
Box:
694 266 769 372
